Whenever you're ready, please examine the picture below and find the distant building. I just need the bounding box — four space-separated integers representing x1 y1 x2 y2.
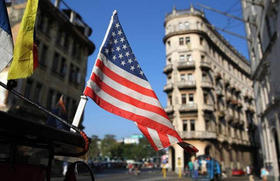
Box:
241 0 280 180
163 6 256 174
123 134 143 144
0 0 95 128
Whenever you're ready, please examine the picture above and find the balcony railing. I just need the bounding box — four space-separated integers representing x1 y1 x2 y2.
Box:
177 61 195 70
179 103 198 113
164 105 174 114
203 103 214 112
163 64 173 74
177 80 196 89
201 80 213 89
200 61 211 70
163 83 173 92
180 131 217 139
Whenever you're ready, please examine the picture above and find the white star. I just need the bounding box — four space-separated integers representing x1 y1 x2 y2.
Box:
115 23 120 28
114 39 118 44
109 41 113 45
116 46 121 51
139 71 144 75
122 44 127 50
113 55 117 60
121 61 126 66
112 32 116 37
130 66 135 71
120 37 125 43
111 48 114 52
105 49 109 54
118 53 123 59
128 59 133 64
125 52 130 57
137 64 140 68
118 30 123 35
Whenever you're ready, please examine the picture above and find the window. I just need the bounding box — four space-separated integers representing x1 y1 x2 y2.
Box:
186 54 192 62
33 82 42 103
183 120 188 131
185 37 190 44
52 52 60 73
204 93 208 104
187 73 193 81
168 58 171 63
179 23 184 30
24 79 33 99
201 55 205 62
189 93 194 102
179 54 185 61
47 89 55 109
40 44 48 66
168 95 172 105
179 37 184 45
190 120 195 131
185 21 189 29
59 57 67 77
181 94 187 104
180 74 185 81
167 41 171 46
200 36 203 45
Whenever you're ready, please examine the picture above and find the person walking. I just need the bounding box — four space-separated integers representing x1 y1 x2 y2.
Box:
260 167 269 181
193 158 199 180
188 160 194 177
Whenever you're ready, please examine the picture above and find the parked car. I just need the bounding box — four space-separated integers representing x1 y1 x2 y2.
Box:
232 169 245 176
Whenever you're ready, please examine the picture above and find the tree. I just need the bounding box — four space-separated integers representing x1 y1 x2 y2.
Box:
101 134 117 158
88 135 100 160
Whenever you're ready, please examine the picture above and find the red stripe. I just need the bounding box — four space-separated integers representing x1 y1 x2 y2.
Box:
90 72 169 120
95 59 158 99
158 133 171 148
137 124 158 151
33 43 38 70
84 86 181 139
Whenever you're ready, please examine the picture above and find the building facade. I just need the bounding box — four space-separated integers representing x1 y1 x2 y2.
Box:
163 6 256 175
241 0 280 180
0 0 95 128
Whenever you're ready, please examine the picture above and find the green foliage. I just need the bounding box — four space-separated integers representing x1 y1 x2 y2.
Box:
88 134 165 161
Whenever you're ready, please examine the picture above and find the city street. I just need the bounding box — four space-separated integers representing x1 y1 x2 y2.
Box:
52 168 262 181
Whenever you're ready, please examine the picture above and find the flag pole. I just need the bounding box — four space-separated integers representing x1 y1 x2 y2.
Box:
0 81 81 133
72 95 88 127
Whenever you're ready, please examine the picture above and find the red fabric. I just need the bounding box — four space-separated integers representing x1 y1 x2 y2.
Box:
33 43 38 70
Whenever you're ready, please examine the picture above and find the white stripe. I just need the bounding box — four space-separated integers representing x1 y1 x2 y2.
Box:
0 29 13 72
168 135 179 145
99 53 152 89
91 66 162 107
88 81 174 129
147 128 163 150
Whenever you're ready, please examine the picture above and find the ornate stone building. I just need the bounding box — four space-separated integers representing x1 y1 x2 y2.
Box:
242 0 280 180
163 6 256 174
0 0 95 128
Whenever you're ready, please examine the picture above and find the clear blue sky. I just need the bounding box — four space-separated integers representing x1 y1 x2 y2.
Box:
66 0 248 139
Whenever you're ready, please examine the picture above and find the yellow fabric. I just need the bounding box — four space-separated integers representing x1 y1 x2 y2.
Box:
8 0 38 80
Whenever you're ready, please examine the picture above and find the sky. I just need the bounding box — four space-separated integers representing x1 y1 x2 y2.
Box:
65 0 249 140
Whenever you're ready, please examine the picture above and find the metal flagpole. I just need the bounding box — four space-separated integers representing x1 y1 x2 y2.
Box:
72 95 88 127
0 80 81 133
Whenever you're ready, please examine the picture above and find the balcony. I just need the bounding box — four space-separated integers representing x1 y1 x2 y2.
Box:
163 64 173 74
180 131 217 139
163 83 173 92
200 61 211 70
203 103 214 112
177 61 195 70
216 88 223 97
179 103 198 113
201 80 213 89
164 105 174 114
177 80 196 89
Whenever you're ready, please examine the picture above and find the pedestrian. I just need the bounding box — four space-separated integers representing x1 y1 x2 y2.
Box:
260 167 269 181
188 159 194 177
193 158 199 180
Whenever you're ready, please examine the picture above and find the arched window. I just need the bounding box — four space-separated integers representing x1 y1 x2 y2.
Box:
185 21 190 29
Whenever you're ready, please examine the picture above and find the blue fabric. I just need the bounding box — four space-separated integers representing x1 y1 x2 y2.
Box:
46 108 69 131
0 0 12 35
101 13 147 80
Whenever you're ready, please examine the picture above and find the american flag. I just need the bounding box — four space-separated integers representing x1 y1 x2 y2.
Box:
84 11 198 153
